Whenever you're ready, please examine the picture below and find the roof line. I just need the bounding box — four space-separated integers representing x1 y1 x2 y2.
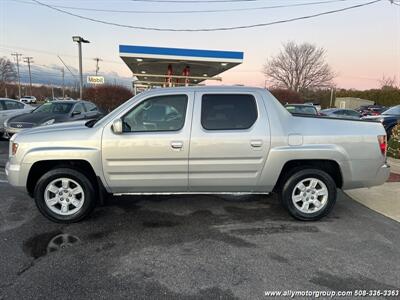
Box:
119 45 244 60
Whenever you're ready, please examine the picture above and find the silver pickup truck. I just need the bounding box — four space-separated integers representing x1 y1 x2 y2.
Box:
5 86 390 223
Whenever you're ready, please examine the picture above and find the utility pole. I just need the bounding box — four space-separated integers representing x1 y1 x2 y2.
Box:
94 57 102 76
330 87 335 108
11 53 22 99
23 56 34 96
72 36 90 99
61 68 65 99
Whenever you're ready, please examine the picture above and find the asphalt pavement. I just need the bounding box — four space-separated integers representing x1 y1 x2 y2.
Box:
0 138 8 170
0 139 399 299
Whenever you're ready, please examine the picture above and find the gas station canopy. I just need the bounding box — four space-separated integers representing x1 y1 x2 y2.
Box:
119 45 243 88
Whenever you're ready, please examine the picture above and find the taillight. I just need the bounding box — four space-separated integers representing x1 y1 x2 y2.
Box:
377 135 387 156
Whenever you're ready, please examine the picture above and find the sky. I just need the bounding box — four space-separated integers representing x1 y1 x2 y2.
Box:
1 0 399 90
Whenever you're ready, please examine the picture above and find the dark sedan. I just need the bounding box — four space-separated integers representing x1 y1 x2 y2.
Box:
355 104 387 117
363 105 400 139
4 100 102 137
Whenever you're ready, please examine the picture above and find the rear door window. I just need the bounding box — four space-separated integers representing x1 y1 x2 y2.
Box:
4 100 24 110
201 94 257 130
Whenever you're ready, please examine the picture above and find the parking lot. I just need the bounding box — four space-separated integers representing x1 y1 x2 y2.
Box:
0 139 399 299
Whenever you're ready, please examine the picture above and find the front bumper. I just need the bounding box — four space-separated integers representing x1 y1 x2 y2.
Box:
5 161 29 191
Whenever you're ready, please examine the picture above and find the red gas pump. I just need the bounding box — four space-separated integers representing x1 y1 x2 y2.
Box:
165 64 173 87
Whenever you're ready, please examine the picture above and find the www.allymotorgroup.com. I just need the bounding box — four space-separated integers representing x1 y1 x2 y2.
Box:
264 290 400 298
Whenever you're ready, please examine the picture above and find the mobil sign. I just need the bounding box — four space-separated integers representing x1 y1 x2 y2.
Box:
87 76 105 85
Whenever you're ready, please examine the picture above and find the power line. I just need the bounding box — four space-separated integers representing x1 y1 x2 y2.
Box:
128 0 311 3
57 55 78 81
0 44 123 65
31 0 383 31
13 0 354 14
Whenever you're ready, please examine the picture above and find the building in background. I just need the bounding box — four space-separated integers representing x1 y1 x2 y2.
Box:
335 97 374 109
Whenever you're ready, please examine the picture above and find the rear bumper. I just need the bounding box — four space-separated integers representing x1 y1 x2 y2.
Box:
342 163 390 190
372 163 391 186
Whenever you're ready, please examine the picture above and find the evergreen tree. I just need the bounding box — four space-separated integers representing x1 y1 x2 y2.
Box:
387 123 400 159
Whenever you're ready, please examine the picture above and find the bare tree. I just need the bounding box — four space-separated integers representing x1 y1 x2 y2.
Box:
263 41 335 92
0 57 17 84
379 75 398 90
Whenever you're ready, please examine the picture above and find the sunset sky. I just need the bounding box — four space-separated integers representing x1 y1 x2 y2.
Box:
1 0 399 90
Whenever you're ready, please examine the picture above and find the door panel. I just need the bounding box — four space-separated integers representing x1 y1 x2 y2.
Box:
101 93 193 193
188 92 270 192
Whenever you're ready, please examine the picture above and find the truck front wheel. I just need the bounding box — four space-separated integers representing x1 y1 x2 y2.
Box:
281 169 337 221
34 168 97 223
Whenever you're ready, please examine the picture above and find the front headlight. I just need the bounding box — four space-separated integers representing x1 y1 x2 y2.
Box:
41 119 55 126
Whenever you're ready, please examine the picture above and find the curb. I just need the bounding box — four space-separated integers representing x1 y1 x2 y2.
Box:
387 157 400 175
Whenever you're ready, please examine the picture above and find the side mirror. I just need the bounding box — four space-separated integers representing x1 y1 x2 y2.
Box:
72 111 81 116
112 118 123 134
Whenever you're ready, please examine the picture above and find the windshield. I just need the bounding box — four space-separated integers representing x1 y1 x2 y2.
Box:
382 106 400 115
33 102 74 114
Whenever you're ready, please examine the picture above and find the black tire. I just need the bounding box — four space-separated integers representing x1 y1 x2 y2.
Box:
280 168 337 221
34 168 97 223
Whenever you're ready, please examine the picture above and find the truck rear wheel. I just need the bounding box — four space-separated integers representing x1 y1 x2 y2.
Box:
34 168 96 223
281 169 337 221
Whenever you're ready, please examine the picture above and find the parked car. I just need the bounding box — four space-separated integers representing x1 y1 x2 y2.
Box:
4 100 102 137
44 97 57 102
285 104 318 116
355 104 386 117
363 105 400 139
320 108 361 119
304 102 322 112
6 86 389 223
0 98 34 137
20 96 37 104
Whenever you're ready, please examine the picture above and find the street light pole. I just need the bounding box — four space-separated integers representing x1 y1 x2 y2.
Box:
72 36 90 99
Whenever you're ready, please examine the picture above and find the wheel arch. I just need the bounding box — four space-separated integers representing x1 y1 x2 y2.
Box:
273 159 343 192
27 159 99 197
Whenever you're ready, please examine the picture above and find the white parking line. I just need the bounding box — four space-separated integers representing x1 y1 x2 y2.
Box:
0 180 8 183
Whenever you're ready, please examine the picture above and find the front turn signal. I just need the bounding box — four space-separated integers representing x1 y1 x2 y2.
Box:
11 142 19 156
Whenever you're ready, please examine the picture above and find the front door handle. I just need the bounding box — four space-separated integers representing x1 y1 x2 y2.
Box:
250 140 263 148
170 141 183 149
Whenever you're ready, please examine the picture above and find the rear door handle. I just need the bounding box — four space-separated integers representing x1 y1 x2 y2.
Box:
250 140 263 148
170 141 183 149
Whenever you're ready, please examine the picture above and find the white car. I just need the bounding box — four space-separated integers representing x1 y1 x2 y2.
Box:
20 96 37 104
0 98 34 137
